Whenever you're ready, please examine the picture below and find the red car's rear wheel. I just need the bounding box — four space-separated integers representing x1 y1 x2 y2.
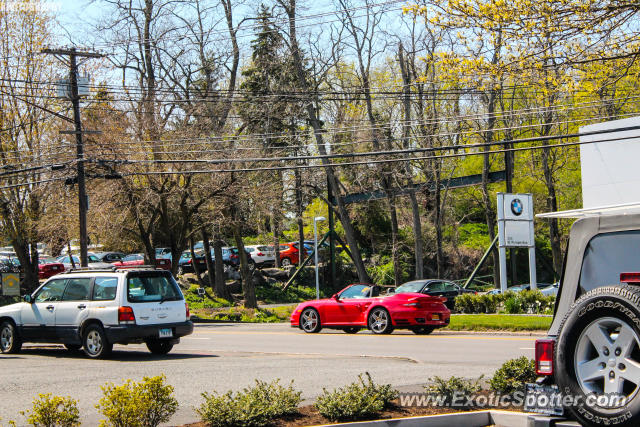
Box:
300 308 321 333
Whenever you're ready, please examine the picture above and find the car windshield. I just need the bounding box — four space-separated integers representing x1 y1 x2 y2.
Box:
88 255 100 262
180 252 190 259
394 281 426 294
127 272 182 303
340 284 373 299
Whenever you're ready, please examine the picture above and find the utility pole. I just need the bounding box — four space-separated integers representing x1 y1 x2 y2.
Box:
42 47 103 267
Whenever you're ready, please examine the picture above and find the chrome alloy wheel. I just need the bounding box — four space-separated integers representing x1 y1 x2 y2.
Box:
0 324 13 351
301 309 319 332
86 329 103 355
575 317 640 406
369 308 389 333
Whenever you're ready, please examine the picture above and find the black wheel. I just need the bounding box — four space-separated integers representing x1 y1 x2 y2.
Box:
299 308 322 333
281 258 292 267
368 307 394 334
82 324 112 359
0 320 22 354
146 339 174 355
64 344 82 352
555 285 640 427
343 327 360 334
411 326 435 335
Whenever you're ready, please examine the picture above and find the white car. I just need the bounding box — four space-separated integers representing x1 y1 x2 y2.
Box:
56 254 113 271
0 267 193 358
244 245 275 267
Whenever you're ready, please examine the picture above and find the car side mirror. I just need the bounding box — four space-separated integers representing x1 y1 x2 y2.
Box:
23 295 33 304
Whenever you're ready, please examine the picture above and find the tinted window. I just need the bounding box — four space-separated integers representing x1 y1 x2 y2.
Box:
127 273 182 303
426 282 445 292
395 281 426 294
444 283 459 291
93 277 118 301
62 278 92 301
580 230 640 295
35 279 67 302
340 284 372 299
257 246 269 252
88 255 100 262
123 254 141 262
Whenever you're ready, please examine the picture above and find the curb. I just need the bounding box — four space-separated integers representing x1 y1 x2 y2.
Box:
313 410 580 427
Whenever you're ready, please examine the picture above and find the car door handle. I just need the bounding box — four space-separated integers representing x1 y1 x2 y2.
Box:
46 305 54 311
77 304 86 310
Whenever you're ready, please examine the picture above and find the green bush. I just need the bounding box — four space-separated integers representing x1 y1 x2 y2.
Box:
197 379 302 427
455 290 554 314
316 373 398 422
425 375 483 405
490 357 537 394
503 294 522 314
97 375 178 427
20 394 80 427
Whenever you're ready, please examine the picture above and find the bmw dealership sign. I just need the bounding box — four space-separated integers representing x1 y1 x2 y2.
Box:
496 193 536 291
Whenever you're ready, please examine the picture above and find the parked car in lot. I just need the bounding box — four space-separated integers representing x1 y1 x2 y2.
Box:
245 245 275 267
0 256 21 273
56 254 113 271
38 257 65 279
91 252 125 264
177 250 208 275
155 248 172 258
112 254 171 271
539 282 559 296
228 247 255 268
291 283 450 335
277 242 306 266
0 267 193 358
394 279 476 310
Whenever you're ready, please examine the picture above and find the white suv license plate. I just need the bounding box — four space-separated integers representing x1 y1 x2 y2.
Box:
159 328 173 338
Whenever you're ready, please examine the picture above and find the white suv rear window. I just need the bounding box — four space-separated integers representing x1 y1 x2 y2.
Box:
127 272 182 303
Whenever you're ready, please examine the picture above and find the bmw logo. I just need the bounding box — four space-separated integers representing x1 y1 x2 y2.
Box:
511 198 523 216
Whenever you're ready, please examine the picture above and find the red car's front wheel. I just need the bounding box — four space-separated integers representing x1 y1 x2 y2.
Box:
300 308 322 333
368 308 394 334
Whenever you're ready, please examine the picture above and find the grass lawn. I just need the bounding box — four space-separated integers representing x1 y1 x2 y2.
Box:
445 314 552 331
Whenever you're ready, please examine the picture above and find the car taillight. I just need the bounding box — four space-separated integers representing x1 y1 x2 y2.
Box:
403 302 421 308
620 272 640 283
185 303 190 319
118 306 136 324
257 252 264 256
535 339 555 375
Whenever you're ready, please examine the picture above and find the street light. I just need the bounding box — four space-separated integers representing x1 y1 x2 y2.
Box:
314 216 326 300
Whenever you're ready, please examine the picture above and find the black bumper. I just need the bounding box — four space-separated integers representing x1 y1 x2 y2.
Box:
104 321 194 344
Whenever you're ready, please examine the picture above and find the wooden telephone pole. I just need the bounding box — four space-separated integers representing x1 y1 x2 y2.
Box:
41 47 103 267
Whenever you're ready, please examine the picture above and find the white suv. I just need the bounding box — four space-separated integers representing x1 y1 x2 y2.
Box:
0 267 193 358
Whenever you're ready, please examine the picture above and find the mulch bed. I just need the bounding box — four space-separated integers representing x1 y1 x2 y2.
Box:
179 403 470 427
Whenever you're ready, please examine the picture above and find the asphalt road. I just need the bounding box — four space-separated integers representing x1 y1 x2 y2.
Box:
0 323 538 426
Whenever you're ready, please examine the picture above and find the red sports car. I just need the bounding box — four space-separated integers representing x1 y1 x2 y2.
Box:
290 283 450 335
113 253 172 271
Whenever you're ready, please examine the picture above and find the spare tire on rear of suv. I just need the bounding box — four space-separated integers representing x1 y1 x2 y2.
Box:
555 285 640 426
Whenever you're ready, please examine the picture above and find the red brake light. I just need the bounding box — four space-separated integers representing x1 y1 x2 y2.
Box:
535 339 555 375
186 303 190 319
257 252 264 256
118 306 136 324
620 272 640 283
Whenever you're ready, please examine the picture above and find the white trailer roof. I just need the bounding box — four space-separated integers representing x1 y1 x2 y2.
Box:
536 202 640 219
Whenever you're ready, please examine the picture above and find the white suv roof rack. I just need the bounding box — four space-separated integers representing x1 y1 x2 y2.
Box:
536 202 640 219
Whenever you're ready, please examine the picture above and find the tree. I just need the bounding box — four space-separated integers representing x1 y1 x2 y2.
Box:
0 1 61 290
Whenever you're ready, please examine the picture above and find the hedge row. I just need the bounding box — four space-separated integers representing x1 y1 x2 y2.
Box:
455 290 555 314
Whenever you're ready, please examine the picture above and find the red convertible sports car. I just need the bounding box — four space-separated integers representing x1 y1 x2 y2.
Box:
290 284 450 335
